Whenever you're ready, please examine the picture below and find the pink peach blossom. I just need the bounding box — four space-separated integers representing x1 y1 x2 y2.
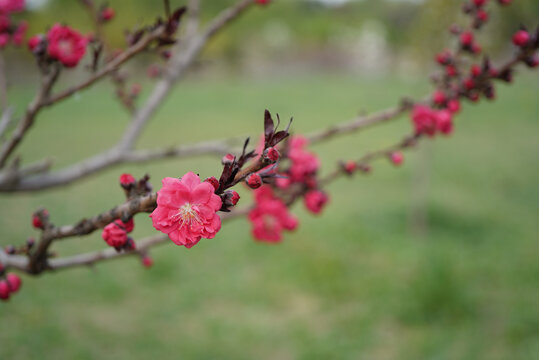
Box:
47 24 87 68
248 186 298 242
150 172 222 248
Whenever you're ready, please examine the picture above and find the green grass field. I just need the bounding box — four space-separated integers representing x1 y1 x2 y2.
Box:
0 71 538 360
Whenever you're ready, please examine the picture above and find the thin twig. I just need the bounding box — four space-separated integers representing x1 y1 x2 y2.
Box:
0 64 61 168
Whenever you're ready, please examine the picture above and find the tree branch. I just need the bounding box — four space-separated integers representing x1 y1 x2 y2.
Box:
117 0 256 151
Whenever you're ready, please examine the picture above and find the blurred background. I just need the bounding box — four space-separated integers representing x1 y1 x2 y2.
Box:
0 0 538 359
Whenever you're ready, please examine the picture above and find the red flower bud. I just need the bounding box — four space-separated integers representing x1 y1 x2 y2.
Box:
32 209 48 229
432 90 446 106
119 173 136 188
524 56 539 68
460 31 474 46
304 190 329 215
447 99 461 114
464 78 476 90
246 173 262 189
0 280 9 301
344 161 357 174
204 176 220 191
221 153 235 165
141 255 153 268
476 9 488 22
445 65 458 77
473 0 487 7
27 34 44 52
470 64 482 77
390 152 404 166
6 273 21 293
512 30 530 47
101 7 115 21
435 50 452 65
224 190 240 207
32 215 43 229
263 147 280 163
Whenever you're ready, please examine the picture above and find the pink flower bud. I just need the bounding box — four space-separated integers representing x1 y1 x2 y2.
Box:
473 0 487 7
476 9 488 22
32 215 43 229
221 153 235 165
224 190 240 206
344 161 357 174
263 147 280 163
512 30 530 47
119 173 136 188
102 219 133 248
460 31 474 46
204 176 220 191
256 0 271 4
464 78 476 90
390 152 404 166
436 110 454 135
101 7 115 21
141 256 153 268
32 209 48 229
432 91 446 106
6 273 21 293
435 50 452 65
304 190 329 215
27 34 43 52
445 65 458 77
525 56 539 68
447 99 461 114
246 173 262 189
0 280 10 301
470 64 482 77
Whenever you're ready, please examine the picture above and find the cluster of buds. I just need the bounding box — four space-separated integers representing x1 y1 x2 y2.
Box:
0 263 22 301
101 218 136 252
0 0 26 48
424 0 538 141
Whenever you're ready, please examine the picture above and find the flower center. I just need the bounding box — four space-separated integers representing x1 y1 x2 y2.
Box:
262 214 277 231
58 40 73 54
175 203 201 228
